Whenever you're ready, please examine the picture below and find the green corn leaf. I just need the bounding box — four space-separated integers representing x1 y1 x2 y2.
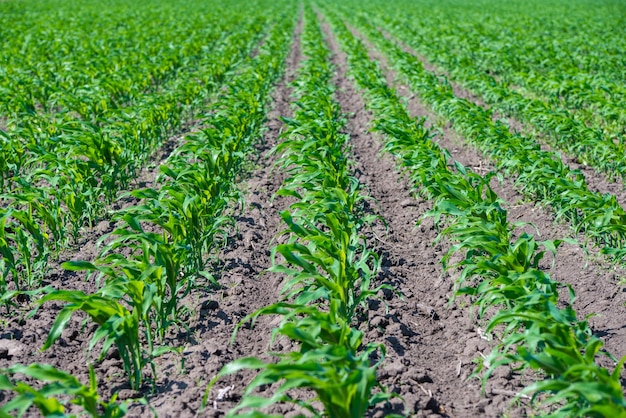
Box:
61 260 98 271
41 305 76 351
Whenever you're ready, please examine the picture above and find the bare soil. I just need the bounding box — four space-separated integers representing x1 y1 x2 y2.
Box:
2 9 626 418
358 25 626 369
377 28 626 209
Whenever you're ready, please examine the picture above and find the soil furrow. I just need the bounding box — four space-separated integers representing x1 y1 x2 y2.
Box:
0 13 304 418
320 9 626 416
318 13 533 418
377 28 626 209
128 12 306 417
339 19 626 368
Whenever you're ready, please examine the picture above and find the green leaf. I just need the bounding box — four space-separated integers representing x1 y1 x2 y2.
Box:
41 305 76 351
218 357 267 377
61 260 98 271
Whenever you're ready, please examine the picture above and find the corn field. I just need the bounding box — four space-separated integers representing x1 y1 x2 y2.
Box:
1 0 626 416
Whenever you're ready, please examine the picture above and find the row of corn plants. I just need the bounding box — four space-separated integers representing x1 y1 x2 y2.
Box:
0 3 255 190
3 15 264 195
0 14 269 306
0 1 225 124
351 0 626 145
0 3 296 416
320 7 626 416
408 0 626 143
366 11 626 184
206 7 397 417
332 7 626 264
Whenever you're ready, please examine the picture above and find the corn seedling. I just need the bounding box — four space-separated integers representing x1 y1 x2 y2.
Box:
208 8 397 416
322 7 626 415
0 363 127 418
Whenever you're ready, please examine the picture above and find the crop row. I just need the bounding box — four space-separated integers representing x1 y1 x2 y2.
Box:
0 13 269 302
321 5 626 416
331 6 626 265
207 7 396 417
0 0 235 121
367 10 626 184
0 6 262 190
361 0 626 143
0 3 296 416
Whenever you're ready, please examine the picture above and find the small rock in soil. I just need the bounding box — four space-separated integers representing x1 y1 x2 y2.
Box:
382 360 405 378
409 371 433 384
116 389 143 401
369 315 388 329
387 322 401 334
206 343 222 356
201 300 220 312
491 366 513 380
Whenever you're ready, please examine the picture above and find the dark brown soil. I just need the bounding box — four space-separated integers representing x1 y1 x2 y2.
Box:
354 26 626 372
323 11 626 416
2 8 626 418
377 28 626 209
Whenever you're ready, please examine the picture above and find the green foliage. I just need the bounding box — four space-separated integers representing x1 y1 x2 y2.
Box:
321 5 626 416
0 363 126 417
38 0 297 393
0 0 270 291
40 287 154 390
342 5 626 262
210 308 387 418
207 7 397 416
370 0 626 179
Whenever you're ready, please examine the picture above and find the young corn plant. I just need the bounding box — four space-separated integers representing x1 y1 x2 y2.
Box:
322 7 626 416
208 8 397 416
40 286 150 391
45 7 296 394
0 207 49 291
208 305 389 418
0 363 127 418
40 272 180 391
